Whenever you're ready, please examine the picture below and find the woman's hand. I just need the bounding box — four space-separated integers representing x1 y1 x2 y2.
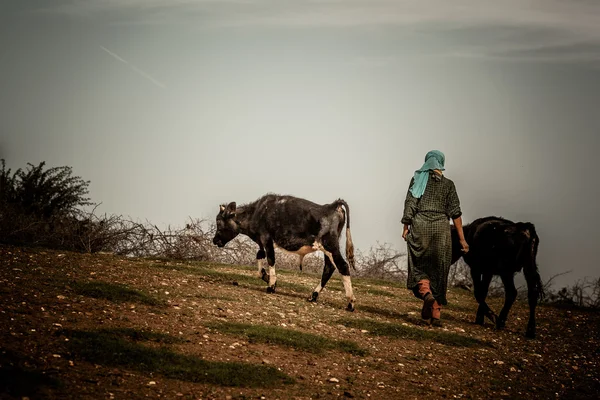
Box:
402 224 410 241
460 239 469 253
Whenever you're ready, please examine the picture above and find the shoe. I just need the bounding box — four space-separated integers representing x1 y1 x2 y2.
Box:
431 318 442 327
421 293 435 320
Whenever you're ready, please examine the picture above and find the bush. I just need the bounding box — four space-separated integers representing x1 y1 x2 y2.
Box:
0 160 91 219
0 159 93 250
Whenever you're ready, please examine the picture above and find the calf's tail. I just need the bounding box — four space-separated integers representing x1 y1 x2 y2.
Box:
335 199 356 271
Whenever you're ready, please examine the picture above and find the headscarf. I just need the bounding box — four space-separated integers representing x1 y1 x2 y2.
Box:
409 150 446 198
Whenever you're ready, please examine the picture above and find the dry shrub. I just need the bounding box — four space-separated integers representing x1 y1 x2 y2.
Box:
354 242 407 282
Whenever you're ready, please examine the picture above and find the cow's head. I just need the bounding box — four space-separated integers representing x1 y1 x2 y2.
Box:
212 202 239 247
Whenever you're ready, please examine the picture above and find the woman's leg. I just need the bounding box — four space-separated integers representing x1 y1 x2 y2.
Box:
417 279 435 320
431 300 442 326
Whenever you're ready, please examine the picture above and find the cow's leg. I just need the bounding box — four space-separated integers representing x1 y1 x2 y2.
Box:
298 254 305 272
497 273 518 330
265 240 277 293
524 272 540 339
471 268 485 325
480 272 498 324
256 247 269 283
308 255 335 303
312 241 337 270
336 256 356 312
325 237 356 312
472 268 495 325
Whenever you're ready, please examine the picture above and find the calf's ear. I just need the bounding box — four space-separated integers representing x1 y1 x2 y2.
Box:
219 204 226 212
225 202 237 216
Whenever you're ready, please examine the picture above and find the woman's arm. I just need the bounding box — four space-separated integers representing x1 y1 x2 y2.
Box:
453 216 469 253
446 181 469 252
401 178 417 241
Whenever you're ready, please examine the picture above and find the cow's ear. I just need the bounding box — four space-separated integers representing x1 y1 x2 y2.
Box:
219 204 226 213
225 202 237 216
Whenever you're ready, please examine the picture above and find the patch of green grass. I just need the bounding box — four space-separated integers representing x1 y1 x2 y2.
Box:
356 304 407 320
94 327 184 344
200 269 265 285
145 262 209 275
207 322 368 357
148 262 261 285
356 287 395 298
272 280 312 293
146 261 318 294
71 281 164 306
444 302 475 313
64 328 294 388
193 293 237 301
202 269 312 294
337 318 489 348
352 276 406 289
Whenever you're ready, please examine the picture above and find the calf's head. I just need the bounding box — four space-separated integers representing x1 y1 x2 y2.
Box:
212 202 239 247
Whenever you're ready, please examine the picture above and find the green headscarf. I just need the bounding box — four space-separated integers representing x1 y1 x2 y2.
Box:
409 150 446 199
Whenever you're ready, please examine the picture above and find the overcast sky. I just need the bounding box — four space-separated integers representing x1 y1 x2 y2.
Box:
1 1 599 290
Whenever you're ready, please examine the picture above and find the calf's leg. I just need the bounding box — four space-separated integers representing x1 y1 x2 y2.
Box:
497 274 518 330
473 269 496 325
524 273 540 339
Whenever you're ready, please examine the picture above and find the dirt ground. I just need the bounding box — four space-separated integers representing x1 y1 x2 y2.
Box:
1 244 599 400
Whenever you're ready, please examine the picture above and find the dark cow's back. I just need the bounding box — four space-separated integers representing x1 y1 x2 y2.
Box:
458 217 538 276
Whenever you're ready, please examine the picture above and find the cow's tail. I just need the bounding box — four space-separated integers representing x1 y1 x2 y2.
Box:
335 199 356 271
522 224 545 302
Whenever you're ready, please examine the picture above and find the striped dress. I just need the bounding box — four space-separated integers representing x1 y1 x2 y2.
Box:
401 172 462 305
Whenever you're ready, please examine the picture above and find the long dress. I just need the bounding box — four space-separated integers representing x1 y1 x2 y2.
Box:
401 172 462 305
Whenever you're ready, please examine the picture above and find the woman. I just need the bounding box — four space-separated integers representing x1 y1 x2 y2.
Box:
401 150 469 326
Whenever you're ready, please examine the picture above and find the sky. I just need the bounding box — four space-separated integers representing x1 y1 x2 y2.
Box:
1 0 599 290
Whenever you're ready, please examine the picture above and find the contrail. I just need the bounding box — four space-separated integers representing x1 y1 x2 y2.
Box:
100 45 166 89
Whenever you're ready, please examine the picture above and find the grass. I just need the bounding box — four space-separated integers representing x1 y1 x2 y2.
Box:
356 287 396 298
337 318 490 348
92 327 184 344
200 268 312 294
206 322 368 356
352 276 406 289
64 328 294 388
444 302 477 313
147 262 312 293
71 281 164 306
193 292 238 301
267 279 312 294
356 304 408 320
146 259 405 296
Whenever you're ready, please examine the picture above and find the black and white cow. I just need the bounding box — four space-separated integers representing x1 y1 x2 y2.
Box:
212 194 357 311
451 216 544 338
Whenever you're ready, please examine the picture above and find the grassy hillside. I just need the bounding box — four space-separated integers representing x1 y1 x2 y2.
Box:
1 244 598 399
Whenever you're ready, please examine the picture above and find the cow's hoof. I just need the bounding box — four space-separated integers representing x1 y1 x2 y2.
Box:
475 316 485 326
485 311 498 324
260 269 269 283
266 284 276 294
308 292 319 302
525 328 536 339
346 302 355 312
496 320 506 330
